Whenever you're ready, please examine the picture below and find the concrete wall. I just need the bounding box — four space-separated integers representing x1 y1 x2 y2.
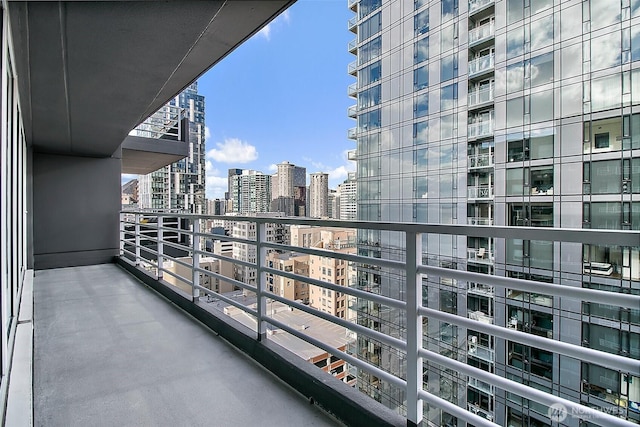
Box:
32 152 120 269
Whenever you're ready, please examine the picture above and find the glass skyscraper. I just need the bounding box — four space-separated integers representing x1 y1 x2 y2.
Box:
349 0 640 425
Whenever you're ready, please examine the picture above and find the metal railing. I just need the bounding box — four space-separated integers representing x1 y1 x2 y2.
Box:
348 60 357 75
469 0 495 14
468 153 494 169
468 84 494 107
347 127 357 140
129 104 185 141
348 38 357 53
468 120 494 139
469 54 495 76
467 185 494 200
119 212 640 427
468 22 495 45
348 82 357 97
348 16 357 32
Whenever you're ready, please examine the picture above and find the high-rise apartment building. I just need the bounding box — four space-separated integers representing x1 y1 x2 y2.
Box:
271 161 307 216
309 172 329 218
138 82 206 213
349 0 640 425
338 172 358 220
229 170 272 214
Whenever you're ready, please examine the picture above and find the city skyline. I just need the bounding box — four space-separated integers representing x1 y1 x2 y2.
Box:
122 0 355 198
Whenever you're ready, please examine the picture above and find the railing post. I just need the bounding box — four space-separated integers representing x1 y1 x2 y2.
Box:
192 218 200 301
256 221 268 341
406 230 423 427
135 213 141 266
156 216 164 280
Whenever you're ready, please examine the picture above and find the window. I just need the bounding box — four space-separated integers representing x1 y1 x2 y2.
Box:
508 342 553 379
584 116 623 153
507 131 554 162
358 85 381 109
413 120 428 144
586 160 622 194
507 26 525 59
509 203 553 227
414 64 428 90
359 36 381 65
441 83 457 111
359 61 381 87
530 166 553 195
441 0 458 21
415 37 429 63
595 132 609 149
359 0 381 19
440 54 458 82
414 9 429 35
530 52 553 87
359 12 381 42
530 15 553 52
358 109 381 131
414 93 429 118
506 62 524 93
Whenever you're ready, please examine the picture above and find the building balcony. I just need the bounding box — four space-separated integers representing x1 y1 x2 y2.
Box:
348 60 357 76
8 213 640 427
467 217 493 226
468 282 494 297
347 127 357 140
468 84 494 109
347 149 357 161
348 105 357 118
468 153 494 170
347 82 358 98
467 247 495 265
468 22 495 46
467 337 495 363
348 0 358 12
467 120 494 140
468 54 495 78
467 185 494 200
467 403 494 422
468 0 495 15
348 16 357 33
348 38 357 55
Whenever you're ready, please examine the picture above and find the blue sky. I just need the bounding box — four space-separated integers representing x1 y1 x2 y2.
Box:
200 0 355 199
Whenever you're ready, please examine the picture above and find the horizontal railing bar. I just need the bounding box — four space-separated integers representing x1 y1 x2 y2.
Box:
417 389 498 427
194 266 256 294
264 291 407 353
419 265 640 310
192 231 255 246
265 315 407 390
191 248 255 269
120 247 136 258
161 253 193 270
418 347 637 427
158 239 192 254
193 284 258 318
262 266 406 310
121 211 640 246
261 241 406 271
419 306 640 373
158 266 192 286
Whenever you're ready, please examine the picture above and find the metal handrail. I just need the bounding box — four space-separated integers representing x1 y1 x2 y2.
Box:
119 211 640 427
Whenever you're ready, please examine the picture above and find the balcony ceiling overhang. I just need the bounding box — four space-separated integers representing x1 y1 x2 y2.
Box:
9 0 294 157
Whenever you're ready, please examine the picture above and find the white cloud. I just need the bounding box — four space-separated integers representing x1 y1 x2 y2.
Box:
207 138 258 164
206 175 228 199
257 9 291 41
267 163 278 172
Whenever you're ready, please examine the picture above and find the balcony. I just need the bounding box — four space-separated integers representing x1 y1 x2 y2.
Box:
348 60 357 76
467 247 494 265
468 0 495 14
348 16 357 33
348 105 357 118
468 54 495 78
467 120 494 139
5 210 636 427
467 403 494 422
348 149 357 161
467 217 493 226
468 153 494 170
347 127 357 140
468 22 494 46
348 0 358 12
467 185 494 200
347 82 358 98
468 84 494 109
467 337 495 363
114 214 640 426
348 38 357 54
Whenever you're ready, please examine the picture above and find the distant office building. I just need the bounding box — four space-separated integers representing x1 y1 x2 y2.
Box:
229 170 271 214
271 161 307 216
328 189 338 219
266 251 310 303
137 82 206 213
309 172 329 218
207 198 226 216
122 179 139 203
337 173 357 221
226 168 243 201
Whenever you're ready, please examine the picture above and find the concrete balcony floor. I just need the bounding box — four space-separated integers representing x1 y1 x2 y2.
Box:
34 264 341 426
